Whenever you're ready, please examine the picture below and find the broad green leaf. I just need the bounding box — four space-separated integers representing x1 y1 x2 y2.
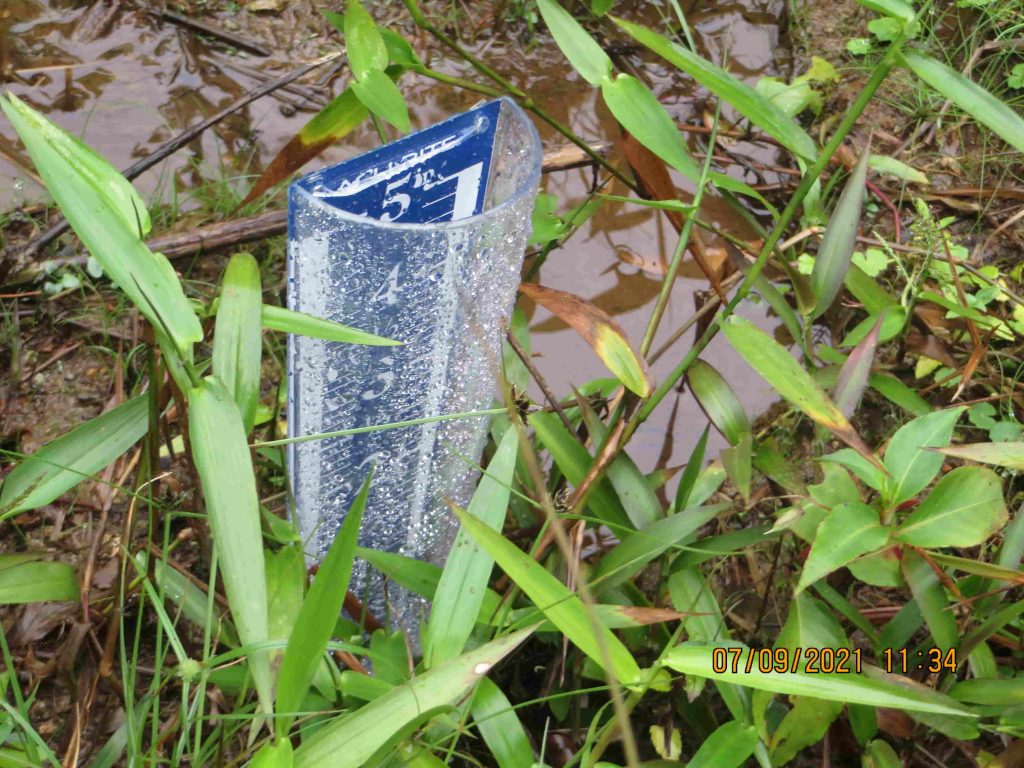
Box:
869 373 931 416
797 502 889 593
470 679 535 768
358 547 503 624
581 410 660 528
770 696 843 765
454 507 644 686
902 51 1024 154
721 431 752 502
214 253 263 433
291 629 533 768
902 548 957 653
862 739 902 768
520 282 652 397
778 592 848 652
529 411 629 527
674 426 709 512
261 304 398 345
834 313 882 418
425 430 518 667
1 94 201 352
536 0 612 85
340 2 387 80
613 17 817 160
753 438 807 495
0 561 79 604
0 395 148 517
189 376 272 716
882 407 964 507
950 678 1024 707
845 263 899 314
250 738 294 768
265 545 305 652
663 645 976 716
671 525 776 569
869 154 929 185
895 466 1007 548
850 547 904 588
688 360 750 445
811 147 871 319
667 567 748 721
722 316 877 463
821 448 886 492
936 442 1024 470
276 473 371 733
600 73 701 181
688 720 758 768
351 69 410 132
591 503 727 591
856 0 915 21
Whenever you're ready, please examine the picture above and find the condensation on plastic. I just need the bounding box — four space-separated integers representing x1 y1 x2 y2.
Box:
287 98 541 628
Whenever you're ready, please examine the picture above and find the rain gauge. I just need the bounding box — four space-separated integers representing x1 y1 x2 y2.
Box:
287 97 541 627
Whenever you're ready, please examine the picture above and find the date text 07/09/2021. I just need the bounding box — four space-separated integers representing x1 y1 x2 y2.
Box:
711 646 958 675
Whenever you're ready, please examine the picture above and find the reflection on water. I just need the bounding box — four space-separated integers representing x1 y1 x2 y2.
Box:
1 0 794 474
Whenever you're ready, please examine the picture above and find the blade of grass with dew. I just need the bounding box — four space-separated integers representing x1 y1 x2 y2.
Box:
425 429 518 667
663 645 976 716
0 394 148 518
721 316 879 464
0 94 201 352
276 471 371 734
214 253 263 434
0 561 79 604
291 628 533 768
810 146 871 319
454 507 643 686
612 17 816 161
260 304 399 346
901 51 1024 154
189 376 273 718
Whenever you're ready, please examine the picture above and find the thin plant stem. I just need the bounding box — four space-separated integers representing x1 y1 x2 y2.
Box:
639 106 721 356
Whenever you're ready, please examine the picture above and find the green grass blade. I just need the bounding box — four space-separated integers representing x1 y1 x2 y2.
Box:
276 472 371 734
454 507 643 686
674 426 710 512
470 678 535 768
662 645 976 716
188 376 273 717
292 629 533 768
591 503 728 592
214 253 263 433
936 441 1024 470
687 720 759 768
902 549 957 654
721 316 878 464
535 0 612 86
612 16 816 160
688 360 750 445
261 304 399 346
1 395 148 517
811 147 870 319
901 51 1024 154
0 94 201 352
425 429 518 667
0 561 79 604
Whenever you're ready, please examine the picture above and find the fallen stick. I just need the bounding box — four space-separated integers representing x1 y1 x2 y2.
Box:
4 142 610 283
159 10 271 57
13 51 343 262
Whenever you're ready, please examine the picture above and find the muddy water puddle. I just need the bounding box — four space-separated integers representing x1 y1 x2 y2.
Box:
1 0 793 475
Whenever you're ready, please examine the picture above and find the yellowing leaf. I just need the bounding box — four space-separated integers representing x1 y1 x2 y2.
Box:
520 282 652 396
